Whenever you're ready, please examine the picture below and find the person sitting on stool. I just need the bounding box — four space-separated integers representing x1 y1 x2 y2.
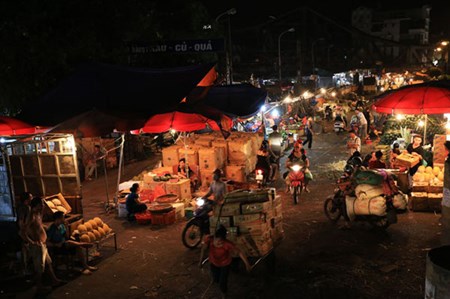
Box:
125 183 147 220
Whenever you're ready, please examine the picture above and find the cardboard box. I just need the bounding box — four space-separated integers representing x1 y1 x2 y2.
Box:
170 202 185 220
198 147 221 171
226 165 246 182
214 202 242 217
233 213 266 225
162 145 181 167
395 153 420 168
165 179 191 201
241 201 272 214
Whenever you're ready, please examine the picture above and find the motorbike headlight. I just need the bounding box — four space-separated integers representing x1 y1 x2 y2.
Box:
291 165 301 172
196 198 205 207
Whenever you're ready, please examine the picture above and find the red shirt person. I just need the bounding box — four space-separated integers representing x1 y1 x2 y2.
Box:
199 225 251 297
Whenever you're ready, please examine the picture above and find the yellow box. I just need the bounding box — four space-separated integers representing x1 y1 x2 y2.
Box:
198 147 221 171
225 165 246 182
165 179 191 200
162 146 180 167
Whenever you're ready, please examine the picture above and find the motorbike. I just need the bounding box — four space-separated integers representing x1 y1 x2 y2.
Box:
334 120 346 135
323 163 398 229
181 197 215 249
288 164 305 205
255 168 268 188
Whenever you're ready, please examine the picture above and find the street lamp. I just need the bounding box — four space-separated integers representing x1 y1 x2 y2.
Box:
216 8 237 85
278 28 295 85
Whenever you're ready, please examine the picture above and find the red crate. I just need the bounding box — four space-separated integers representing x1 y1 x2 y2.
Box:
151 209 175 225
135 211 152 225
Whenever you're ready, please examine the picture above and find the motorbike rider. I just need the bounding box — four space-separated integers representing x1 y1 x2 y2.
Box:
203 169 227 204
268 125 282 172
255 140 272 181
284 141 312 193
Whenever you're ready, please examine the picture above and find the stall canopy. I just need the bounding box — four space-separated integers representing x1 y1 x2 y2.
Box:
17 62 217 128
186 84 268 118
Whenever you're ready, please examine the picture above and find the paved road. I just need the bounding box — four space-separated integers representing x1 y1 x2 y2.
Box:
12 125 442 299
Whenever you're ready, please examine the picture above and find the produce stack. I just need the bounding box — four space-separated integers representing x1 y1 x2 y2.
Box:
346 170 408 220
76 217 113 243
210 188 283 257
411 165 444 211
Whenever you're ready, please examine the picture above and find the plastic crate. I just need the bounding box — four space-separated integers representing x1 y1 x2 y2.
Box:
151 209 175 225
135 211 152 225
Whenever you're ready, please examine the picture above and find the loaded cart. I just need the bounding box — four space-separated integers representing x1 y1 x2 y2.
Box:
209 188 284 270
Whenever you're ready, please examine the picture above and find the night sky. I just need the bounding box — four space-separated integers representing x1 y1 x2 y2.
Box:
201 0 450 37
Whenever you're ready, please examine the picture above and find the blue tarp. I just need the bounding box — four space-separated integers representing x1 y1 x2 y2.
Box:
17 62 216 127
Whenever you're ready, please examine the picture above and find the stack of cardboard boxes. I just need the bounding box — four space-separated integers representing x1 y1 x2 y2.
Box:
210 188 283 257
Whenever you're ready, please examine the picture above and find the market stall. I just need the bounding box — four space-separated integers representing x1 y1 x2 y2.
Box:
372 80 450 212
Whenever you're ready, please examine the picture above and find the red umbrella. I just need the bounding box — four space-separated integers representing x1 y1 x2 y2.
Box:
132 111 232 134
0 116 41 136
372 80 450 114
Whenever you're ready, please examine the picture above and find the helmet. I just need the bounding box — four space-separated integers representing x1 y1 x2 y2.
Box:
349 156 363 167
344 164 354 174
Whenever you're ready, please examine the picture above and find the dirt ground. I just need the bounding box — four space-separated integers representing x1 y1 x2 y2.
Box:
6 120 444 299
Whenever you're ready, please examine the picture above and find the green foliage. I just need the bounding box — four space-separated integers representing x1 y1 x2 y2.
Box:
380 114 446 145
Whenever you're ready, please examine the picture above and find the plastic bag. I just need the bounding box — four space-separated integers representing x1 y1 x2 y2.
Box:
305 170 313 180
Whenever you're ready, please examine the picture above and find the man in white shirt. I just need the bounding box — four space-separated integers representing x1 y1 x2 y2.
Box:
355 108 368 142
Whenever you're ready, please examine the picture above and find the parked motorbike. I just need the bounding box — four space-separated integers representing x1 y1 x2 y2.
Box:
334 120 346 135
288 164 305 205
323 163 398 229
181 197 215 249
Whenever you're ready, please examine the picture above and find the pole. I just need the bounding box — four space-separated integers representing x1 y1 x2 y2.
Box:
114 134 125 206
278 28 295 90
423 114 428 145
215 8 236 86
227 16 233 85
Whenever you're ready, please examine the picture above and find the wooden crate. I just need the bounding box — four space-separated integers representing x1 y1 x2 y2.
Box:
428 193 443 212
396 153 420 168
410 192 429 211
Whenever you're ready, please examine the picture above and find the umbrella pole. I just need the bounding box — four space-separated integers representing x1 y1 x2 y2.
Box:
423 114 428 145
184 132 189 179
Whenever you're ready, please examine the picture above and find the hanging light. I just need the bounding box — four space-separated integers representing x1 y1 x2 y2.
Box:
418 120 424 127
170 129 176 135
396 114 404 120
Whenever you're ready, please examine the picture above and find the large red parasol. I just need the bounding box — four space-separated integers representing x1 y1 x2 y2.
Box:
372 80 450 114
133 111 232 134
0 116 42 136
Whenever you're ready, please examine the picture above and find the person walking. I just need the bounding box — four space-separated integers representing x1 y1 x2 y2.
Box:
199 225 251 298
354 108 368 142
302 116 314 149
